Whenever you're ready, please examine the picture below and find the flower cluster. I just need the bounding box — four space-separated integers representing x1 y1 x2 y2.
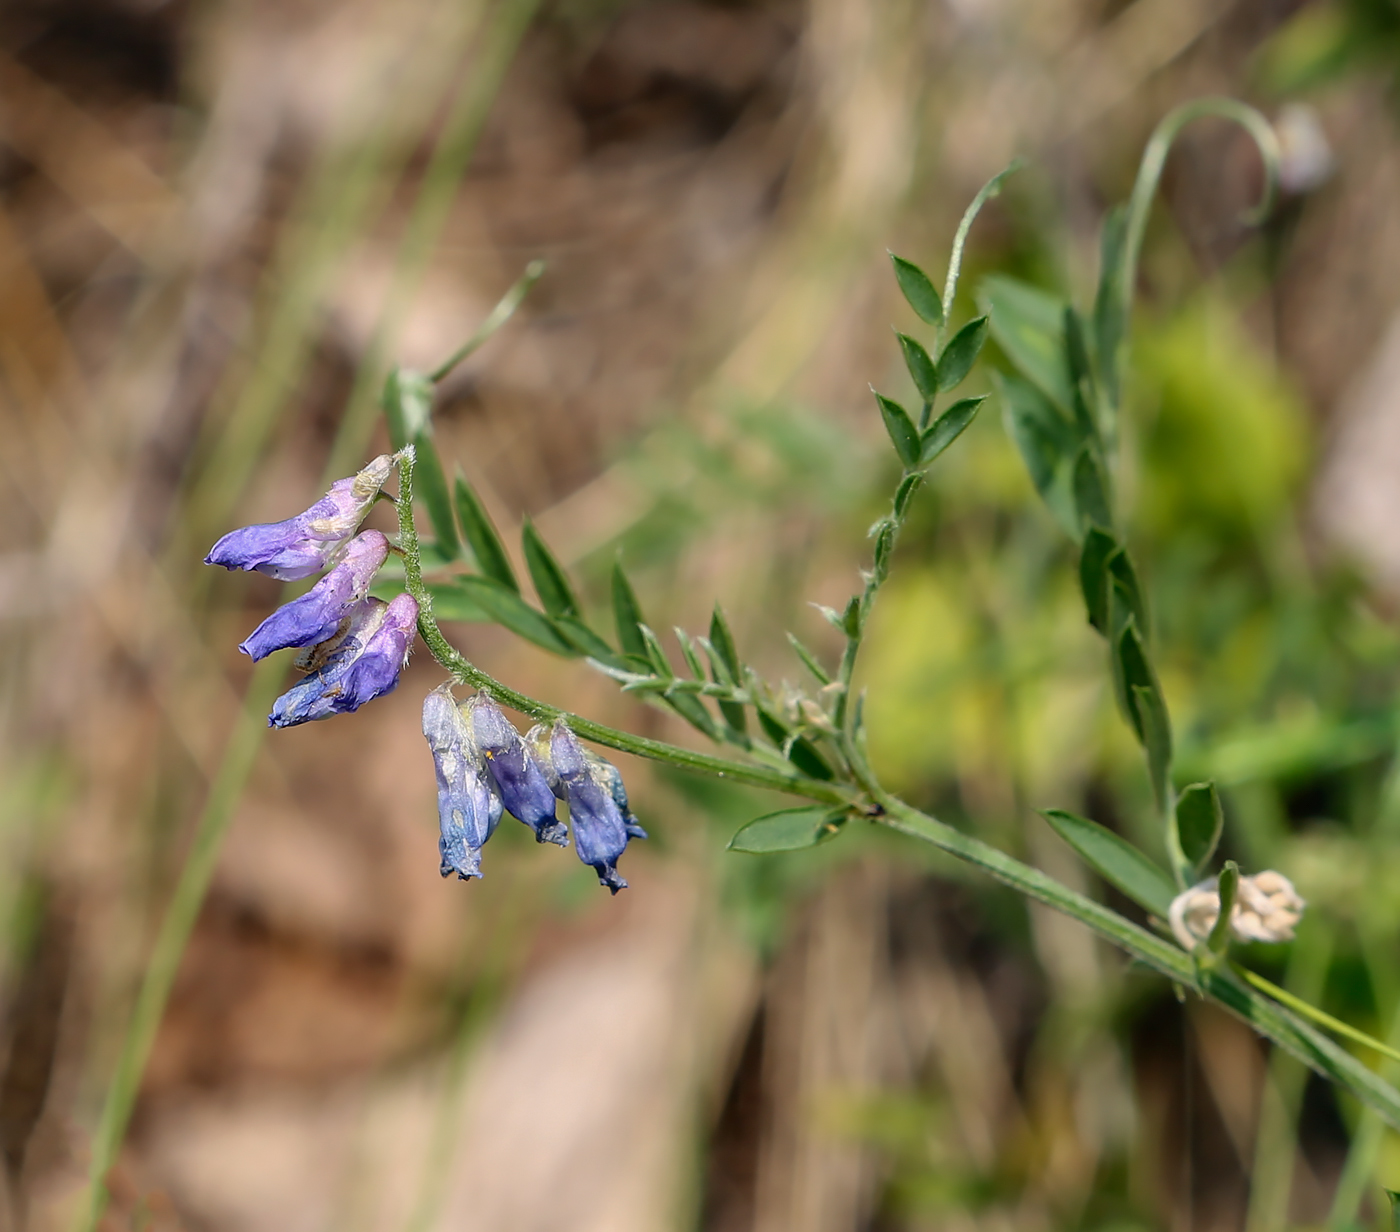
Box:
205 455 418 726
1168 870 1306 951
423 688 646 892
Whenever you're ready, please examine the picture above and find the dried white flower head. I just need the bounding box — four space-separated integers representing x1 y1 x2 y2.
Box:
1232 870 1305 943
1168 871 1305 951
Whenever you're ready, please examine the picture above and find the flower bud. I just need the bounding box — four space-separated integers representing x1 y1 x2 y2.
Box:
530 722 642 893
423 687 503 880
238 531 390 661
205 454 396 580
1168 870 1305 951
268 592 418 727
466 694 567 846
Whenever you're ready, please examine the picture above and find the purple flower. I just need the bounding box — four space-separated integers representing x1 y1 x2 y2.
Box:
238 531 390 661
531 722 642 893
206 454 396 580
268 592 418 728
423 688 503 880
467 694 568 847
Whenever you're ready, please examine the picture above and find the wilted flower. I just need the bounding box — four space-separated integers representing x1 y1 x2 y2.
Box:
238 531 389 661
466 694 567 846
531 721 642 893
1232 870 1306 943
205 453 396 580
1169 870 1305 951
423 688 503 880
269 592 418 727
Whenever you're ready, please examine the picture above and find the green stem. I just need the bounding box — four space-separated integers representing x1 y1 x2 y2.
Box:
429 260 545 384
1241 968 1400 1067
393 450 852 807
939 159 1023 348
73 658 286 1232
873 792 1400 1128
1119 98 1280 329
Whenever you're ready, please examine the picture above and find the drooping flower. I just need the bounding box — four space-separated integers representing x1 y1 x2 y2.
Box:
238 531 390 661
466 694 567 847
205 453 396 580
423 687 503 880
268 592 418 727
1168 870 1306 951
531 721 641 893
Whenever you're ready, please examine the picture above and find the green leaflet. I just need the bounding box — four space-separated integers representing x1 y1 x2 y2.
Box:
897 333 938 401
1042 809 1177 918
452 574 576 656
1175 782 1224 874
920 395 986 465
454 475 518 591
875 393 921 467
728 806 846 854
936 316 989 391
890 253 943 326
521 519 579 617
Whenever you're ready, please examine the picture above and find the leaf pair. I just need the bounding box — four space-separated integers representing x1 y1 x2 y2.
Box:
894 319 990 402
875 393 987 470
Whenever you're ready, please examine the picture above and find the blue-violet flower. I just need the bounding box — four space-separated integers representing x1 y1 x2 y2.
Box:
531 721 642 893
466 693 568 847
269 591 418 727
423 687 503 880
238 530 390 661
206 453 396 580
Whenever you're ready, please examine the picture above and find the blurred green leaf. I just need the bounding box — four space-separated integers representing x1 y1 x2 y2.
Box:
935 316 989 391
981 276 1074 412
638 623 675 678
453 575 577 656
997 370 1080 535
706 607 749 735
454 475 518 591
841 595 863 639
553 615 619 662
411 433 459 557
675 626 706 678
522 519 579 617
611 561 648 659
786 632 831 685
920 395 986 464
1080 527 1117 633
893 471 924 517
1093 205 1128 405
1072 444 1112 532
897 334 938 401
382 367 435 448
710 605 744 681
1207 861 1239 956
1386 1188 1400 1230
1176 782 1224 873
421 580 491 622
1134 682 1174 815
876 393 921 467
729 806 845 854
890 253 943 326
1108 548 1149 640
1042 809 1177 918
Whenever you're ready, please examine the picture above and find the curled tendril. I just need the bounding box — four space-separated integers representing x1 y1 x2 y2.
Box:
1120 97 1283 318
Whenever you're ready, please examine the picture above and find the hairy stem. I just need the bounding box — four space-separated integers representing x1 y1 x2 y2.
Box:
394 449 854 806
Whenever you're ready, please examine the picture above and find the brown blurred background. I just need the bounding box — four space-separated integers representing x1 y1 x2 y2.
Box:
5 0 1400 1229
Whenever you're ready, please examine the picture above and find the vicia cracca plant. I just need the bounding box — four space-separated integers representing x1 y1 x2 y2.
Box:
198 99 1400 1140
